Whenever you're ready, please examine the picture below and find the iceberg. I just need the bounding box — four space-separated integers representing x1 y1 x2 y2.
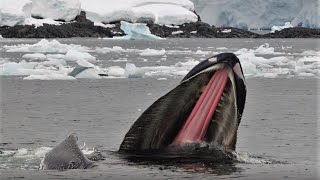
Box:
31 0 81 22
119 21 163 40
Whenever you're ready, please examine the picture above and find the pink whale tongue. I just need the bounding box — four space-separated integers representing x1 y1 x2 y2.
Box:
172 69 229 144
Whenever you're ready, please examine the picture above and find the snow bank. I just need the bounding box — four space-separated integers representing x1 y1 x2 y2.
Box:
120 21 163 40
79 0 197 25
0 0 32 26
4 39 89 53
31 0 81 21
271 22 293 33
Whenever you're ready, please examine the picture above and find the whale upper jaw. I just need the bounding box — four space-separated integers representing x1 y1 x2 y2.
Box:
119 53 246 153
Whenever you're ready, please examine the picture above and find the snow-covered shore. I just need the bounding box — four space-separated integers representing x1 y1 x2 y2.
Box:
0 0 197 27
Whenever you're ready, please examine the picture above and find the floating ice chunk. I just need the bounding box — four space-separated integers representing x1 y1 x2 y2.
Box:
216 47 228 50
0 60 37 76
271 22 293 33
64 50 96 62
106 66 125 77
221 29 231 33
157 77 167 81
22 53 47 60
190 31 197 34
95 46 125 53
139 48 166 56
125 63 145 78
120 21 163 40
0 35 3 38
235 43 284 55
172 30 184 35
0 0 32 26
299 50 320 56
240 61 258 76
42 59 67 66
254 43 283 55
75 68 102 79
175 60 199 67
24 74 76 80
31 0 81 22
4 39 90 53
195 50 210 55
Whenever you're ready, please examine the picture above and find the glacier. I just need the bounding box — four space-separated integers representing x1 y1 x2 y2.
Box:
79 0 197 25
1 0 197 27
192 0 320 28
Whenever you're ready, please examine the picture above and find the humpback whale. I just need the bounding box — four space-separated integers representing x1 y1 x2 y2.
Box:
40 134 95 170
40 53 246 169
119 53 246 154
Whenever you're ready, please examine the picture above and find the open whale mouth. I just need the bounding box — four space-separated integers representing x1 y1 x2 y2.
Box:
119 53 246 153
170 63 239 150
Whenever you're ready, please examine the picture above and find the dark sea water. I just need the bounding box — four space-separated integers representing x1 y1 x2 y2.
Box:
0 38 319 179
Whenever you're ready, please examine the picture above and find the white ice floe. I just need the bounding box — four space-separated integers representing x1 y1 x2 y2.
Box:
31 0 81 22
125 63 144 78
216 47 228 50
119 21 163 40
79 0 197 25
0 35 3 38
195 50 211 55
94 46 126 54
234 43 284 55
271 22 293 33
139 48 166 56
22 53 47 60
106 66 125 77
0 0 32 26
4 39 90 53
24 74 76 80
64 50 96 62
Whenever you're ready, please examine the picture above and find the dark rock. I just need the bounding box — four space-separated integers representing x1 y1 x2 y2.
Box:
261 27 320 38
0 12 319 38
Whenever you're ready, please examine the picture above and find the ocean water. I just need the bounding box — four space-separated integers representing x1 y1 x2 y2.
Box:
0 38 319 179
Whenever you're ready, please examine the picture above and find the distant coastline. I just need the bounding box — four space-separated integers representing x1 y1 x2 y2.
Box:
1 11 319 39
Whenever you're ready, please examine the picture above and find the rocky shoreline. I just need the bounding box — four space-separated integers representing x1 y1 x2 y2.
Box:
1 12 319 39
